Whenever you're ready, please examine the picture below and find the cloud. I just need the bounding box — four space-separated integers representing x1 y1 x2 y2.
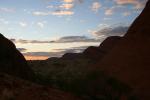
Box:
46 5 54 8
47 3 74 10
63 0 74 3
76 0 84 4
103 17 112 20
91 26 129 37
23 52 55 57
0 18 9 24
23 51 65 58
23 45 89 58
0 7 15 13
115 0 137 5
104 0 147 16
52 10 74 16
37 22 44 28
19 22 27 27
11 35 101 44
33 10 74 16
105 8 114 15
10 39 16 43
54 45 89 53
15 39 50 44
11 38 50 44
91 1 101 13
17 39 29 44
17 48 27 52
59 3 74 10
104 6 123 16
33 0 85 16
54 36 100 43
123 11 131 16
32 11 51 16
114 0 147 9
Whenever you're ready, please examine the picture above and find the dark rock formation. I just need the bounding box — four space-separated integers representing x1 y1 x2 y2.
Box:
95 0 150 99
0 33 35 80
62 53 82 60
99 36 121 52
83 36 121 61
0 73 81 100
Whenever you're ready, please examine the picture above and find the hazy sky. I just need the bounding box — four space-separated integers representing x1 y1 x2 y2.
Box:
0 0 147 60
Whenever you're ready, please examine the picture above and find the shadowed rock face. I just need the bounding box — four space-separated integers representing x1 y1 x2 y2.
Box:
0 34 35 80
83 36 121 61
99 36 121 52
95 0 150 99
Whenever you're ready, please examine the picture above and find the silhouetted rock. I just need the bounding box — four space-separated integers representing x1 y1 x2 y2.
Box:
83 46 103 60
95 0 150 99
47 57 59 61
99 36 121 52
62 53 83 60
83 36 121 61
0 33 35 80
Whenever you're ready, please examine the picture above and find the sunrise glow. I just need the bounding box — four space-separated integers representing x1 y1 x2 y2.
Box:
0 0 147 60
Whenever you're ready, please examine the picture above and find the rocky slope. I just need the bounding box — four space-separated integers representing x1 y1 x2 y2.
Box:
0 34 35 80
94 0 150 99
0 73 81 100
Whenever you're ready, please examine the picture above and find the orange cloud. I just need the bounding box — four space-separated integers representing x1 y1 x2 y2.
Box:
25 55 48 60
52 10 74 15
91 2 101 13
115 0 147 9
115 0 138 5
33 10 74 16
123 11 131 16
105 8 114 15
63 0 74 3
33 11 51 16
59 3 74 9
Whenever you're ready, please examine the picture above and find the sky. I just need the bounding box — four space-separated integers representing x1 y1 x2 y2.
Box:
0 0 148 60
